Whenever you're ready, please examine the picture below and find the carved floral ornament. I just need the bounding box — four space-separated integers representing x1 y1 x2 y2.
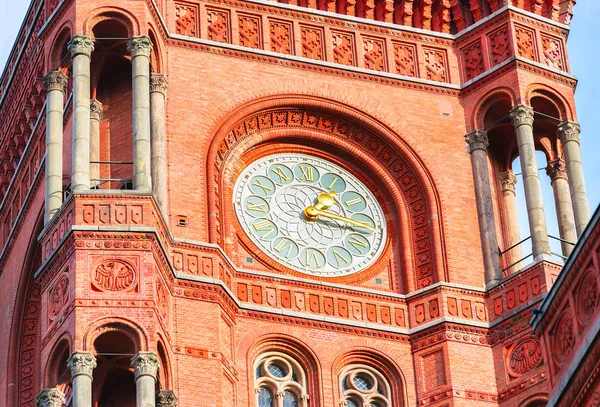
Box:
67 35 95 57
42 71 68 92
576 270 599 325
36 388 66 407
553 311 575 366
507 338 543 377
91 259 137 292
509 105 535 127
127 35 153 58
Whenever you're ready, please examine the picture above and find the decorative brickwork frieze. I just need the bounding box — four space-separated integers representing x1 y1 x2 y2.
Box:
331 31 355 66
488 26 511 65
238 14 261 48
300 25 324 60
269 20 293 54
392 42 417 77
207 8 230 43
541 33 566 70
423 47 448 82
515 25 537 61
175 1 199 37
362 36 385 71
461 40 485 80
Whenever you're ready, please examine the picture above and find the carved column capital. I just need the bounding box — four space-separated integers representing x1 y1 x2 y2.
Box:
558 121 581 145
499 171 517 193
465 130 488 153
150 73 168 95
127 36 153 58
67 351 97 378
509 105 534 128
36 388 65 407
43 71 68 92
90 99 103 121
67 35 94 57
131 352 160 380
546 158 568 181
156 390 178 407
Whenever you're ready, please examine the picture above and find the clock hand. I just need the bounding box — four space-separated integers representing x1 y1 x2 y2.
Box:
313 191 336 211
304 206 376 231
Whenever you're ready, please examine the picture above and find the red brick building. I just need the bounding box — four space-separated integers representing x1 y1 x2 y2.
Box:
0 0 594 406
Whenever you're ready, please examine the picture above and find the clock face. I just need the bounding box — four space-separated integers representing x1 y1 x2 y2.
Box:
233 153 387 276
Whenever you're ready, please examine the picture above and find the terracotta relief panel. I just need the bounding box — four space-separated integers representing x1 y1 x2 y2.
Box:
238 14 261 49
91 257 138 293
363 36 386 71
576 269 599 326
515 25 537 61
541 34 566 70
48 273 69 322
300 25 324 60
269 20 293 54
392 42 417 77
175 1 199 37
423 47 448 82
552 310 575 367
488 26 510 65
461 40 484 80
331 31 355 66
505 337 542 379
207 8 231 43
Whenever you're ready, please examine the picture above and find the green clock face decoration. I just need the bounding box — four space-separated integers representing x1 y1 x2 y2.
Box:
233 153 387 276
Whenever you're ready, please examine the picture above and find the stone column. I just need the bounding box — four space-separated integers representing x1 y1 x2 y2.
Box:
67 351 97 407
499 171 523 265
509 105 551 260
67 35 94 191
558 121 590 236
131 352 160 407
156 390 178 407
36 388 65 407
89 99 102 188
43 71 68 224
150 73 168 217
127 36 153 191
546 159 577 257
465 131 501 285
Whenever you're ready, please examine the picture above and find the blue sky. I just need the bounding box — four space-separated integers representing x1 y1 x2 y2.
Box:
0 2 598 259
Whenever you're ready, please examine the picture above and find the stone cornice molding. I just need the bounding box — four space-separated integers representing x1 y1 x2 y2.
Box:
42 71 67 92
499 171 517 193
67 351 97 378
464 130 488 154
546 158 568 181
128 36 153 58
90 99 103 121
131 352 160 380
509 105 535 128
67 35 94 57
150 73 168 95
156 390 178 407
36 388 65 407
558 121 581 145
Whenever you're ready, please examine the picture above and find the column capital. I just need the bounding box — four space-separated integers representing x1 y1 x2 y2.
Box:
156 390 178 407
499 170 517 193
558 121 581 145
36 388 65 407
128 36 153 58
43 71 68 92
150 73 168 95
131 351 160 380
67 351 97 378
465 130 488 153
546 158 568 181
509 105 534 128
67 35 94 57
90 99 103 121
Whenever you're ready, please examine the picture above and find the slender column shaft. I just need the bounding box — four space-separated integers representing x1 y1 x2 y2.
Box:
67 35 94 191
89 99 103 188
499 171 523 266
558 121 590 236
150 74 168 217
510 105 551 260
156 390 178 407
131 352 160 407
36 388 66 407
465 131 501 285
128 36 153 191
546 159 576 256
67 351 97 407
43 71 68 224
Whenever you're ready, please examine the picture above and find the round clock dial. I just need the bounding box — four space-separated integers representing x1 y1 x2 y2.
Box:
233 154 387 277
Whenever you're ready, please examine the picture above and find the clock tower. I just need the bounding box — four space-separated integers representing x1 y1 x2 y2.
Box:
0 0 594 406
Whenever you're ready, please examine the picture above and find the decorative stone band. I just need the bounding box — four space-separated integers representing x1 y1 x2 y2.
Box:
131 352 160 380
67 351 97 378
36 388 66 407
558 121 581 145
150 73 168 95
546 158 568 181
43 71 68 92
464 130 489 154
127 36 153 58
90 99 103 121
67 35 95 57
156 390 178 407
499 171 517 193
509 105 535 128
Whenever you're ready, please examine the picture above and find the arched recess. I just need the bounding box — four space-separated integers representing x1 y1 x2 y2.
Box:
148 26 163 74
44 334 73 400
156 336 172 390
518 393 549 407
332 347 408 407
47 23 73 73
83 7 140 37
525 84 573 122
206 95 445 291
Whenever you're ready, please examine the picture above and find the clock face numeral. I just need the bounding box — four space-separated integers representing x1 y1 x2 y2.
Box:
268 164 294 185
250 176 276 197
320 172 347 194
326 246 353 268
349 213 376 235
341 191 367 212
300 248 326 270
244 196 270 217
344 233 371 256
271 237 299 260
251 218 278 240
294 163 319 183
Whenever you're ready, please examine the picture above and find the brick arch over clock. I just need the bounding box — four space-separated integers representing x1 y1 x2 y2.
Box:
206 95 446 292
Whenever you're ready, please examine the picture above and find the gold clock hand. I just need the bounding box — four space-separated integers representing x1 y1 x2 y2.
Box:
313 191 336 210
304 206 376 231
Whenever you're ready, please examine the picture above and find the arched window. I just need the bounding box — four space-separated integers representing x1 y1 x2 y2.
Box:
254 352 309 407
339 365 391 407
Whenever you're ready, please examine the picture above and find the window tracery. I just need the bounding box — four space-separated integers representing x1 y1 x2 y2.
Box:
339 365 391 407
254 352 310 407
